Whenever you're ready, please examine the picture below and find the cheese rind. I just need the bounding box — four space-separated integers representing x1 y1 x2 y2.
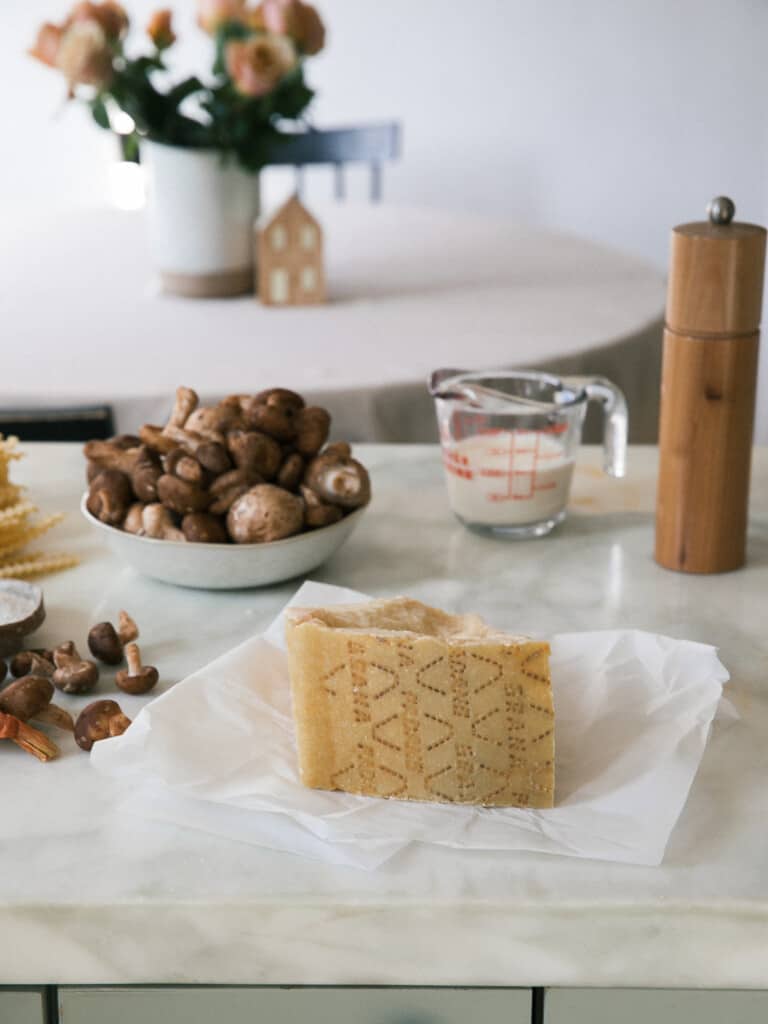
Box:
285 597 554 808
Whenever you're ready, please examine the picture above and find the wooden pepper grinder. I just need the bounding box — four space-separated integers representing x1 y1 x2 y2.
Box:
655 197 766 573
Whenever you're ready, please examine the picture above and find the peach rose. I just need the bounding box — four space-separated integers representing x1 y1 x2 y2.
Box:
29 22 65 68
225 33 296 97
56 19 114 90
68 2 129 41
197 0 247 34
258 0 324 55
147 9 175 49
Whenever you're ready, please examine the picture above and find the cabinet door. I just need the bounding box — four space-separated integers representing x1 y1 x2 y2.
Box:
545 988 768 1024
0 989 45 1024
60 986 531 1024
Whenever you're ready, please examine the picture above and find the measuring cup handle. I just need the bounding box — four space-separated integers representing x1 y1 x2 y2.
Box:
563 376 628 478
585 378 628 478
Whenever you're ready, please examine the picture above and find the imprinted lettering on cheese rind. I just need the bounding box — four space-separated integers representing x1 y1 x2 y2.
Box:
285 597 555 809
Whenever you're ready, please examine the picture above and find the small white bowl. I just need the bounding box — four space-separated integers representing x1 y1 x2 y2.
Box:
81 495 366 590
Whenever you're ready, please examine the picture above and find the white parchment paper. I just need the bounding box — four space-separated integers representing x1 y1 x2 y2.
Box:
92 581 730 869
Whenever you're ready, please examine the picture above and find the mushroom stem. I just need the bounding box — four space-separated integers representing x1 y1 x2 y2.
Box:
34 704 75 733
118 611 139 646
165 386 199 431
125 642 142 676
116 643 159 696
0 711 59 761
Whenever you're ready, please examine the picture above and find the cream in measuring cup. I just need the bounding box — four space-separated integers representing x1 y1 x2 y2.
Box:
429 370 627 538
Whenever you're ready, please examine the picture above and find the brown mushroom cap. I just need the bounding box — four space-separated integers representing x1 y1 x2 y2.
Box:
196 441 232 476
157 474 211 515
304 451 371 509
0 675 54 721
164 449 208 486
294 407 331 457
87 469 134 525
130 447 162 502
109 433 142 449
227 484 304 544
182 512 229 544
185 404 242 438
115 665 159 695
209 483 250 516
9 650 54 679
75 700 131 752
252 388 305 412
83 441 141 476
300 485 344 529
116 643 159 695
242 395 300 442
52 644 99 695
227 430 282 480
88 622 123 665
277 452 305 492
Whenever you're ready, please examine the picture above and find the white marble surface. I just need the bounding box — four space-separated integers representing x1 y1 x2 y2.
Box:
1 443 767 988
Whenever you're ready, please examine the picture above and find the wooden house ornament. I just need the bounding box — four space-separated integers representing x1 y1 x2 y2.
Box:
256 195 326 306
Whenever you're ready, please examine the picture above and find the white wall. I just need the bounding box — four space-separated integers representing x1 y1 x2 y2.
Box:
4 0 768 431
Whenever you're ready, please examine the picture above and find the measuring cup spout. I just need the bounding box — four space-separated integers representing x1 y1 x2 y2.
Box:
582 378 628 478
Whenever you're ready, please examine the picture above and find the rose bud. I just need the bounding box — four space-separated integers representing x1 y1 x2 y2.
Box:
147 8 175 50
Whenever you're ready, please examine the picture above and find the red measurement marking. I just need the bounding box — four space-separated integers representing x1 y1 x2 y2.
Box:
443 454 474 479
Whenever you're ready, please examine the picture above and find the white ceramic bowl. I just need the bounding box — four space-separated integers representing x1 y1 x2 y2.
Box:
81 495 366 590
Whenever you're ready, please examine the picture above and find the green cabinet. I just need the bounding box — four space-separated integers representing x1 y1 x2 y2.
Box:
545 988 768 1024
0 990 45 1024
60 983 532 1024
59 986 531 1024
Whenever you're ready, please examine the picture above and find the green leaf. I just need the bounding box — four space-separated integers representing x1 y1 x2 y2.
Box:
167 76 206 107
90 96 110 130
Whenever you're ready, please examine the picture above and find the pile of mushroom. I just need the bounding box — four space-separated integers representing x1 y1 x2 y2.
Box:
0 609 156 761
84 387 371 544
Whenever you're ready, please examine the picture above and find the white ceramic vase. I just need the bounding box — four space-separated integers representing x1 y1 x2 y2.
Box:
142 140 260 298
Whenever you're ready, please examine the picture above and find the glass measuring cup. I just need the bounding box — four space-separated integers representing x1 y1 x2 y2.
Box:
429 369 628 537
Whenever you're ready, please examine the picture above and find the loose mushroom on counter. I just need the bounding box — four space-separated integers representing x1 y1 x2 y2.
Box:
9 651 54 678
52 643 99 695
87 611 139 665
0 675 74 733
115 643 159 696
75 700 131 752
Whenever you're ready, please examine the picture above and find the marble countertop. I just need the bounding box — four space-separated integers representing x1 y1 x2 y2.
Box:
2 443 767 988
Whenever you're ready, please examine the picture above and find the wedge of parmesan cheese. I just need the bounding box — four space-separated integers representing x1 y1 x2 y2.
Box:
285 597 554 808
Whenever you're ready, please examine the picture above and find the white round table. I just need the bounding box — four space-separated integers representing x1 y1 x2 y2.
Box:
0 203 665 441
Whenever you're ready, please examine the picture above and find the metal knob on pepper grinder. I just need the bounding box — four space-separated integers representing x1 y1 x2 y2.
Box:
655 197 767 573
